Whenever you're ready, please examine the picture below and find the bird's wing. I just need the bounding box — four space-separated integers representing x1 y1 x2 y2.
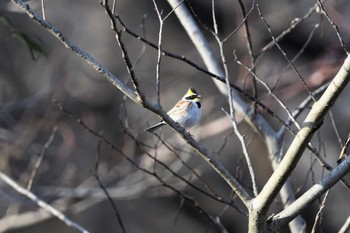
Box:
167 100 190 117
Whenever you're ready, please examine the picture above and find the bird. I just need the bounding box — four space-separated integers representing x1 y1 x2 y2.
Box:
145 88 202 133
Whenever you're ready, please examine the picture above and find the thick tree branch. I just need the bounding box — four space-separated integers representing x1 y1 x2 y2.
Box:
256 54 350 213
269 155 350 231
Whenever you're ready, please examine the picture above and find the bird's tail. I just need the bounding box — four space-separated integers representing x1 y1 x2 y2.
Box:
144 122 165 133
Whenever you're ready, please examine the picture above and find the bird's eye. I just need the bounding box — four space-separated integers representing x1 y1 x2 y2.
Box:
185 95 198 100
189 88 197 94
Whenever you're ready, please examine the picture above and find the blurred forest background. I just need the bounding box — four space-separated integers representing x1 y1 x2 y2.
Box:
1 0 350 232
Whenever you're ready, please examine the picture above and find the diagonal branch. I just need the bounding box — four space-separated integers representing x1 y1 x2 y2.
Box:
256 54 350 213
101 0 145 102
269 155 350 232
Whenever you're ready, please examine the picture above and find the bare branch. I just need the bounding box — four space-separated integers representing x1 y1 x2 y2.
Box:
91 141 127 233
311 190 329 233
257 54 350 214
270 156 350 231
152 0 164 105
211 0 258 196
316 0 348 53
27 126 58 190
257 1 324 57
101 0 145 102
257 4 315 101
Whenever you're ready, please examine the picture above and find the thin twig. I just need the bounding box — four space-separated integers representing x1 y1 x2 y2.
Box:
271 21 319 92
133 14 148 68
169 197 185 232
316 0 348 53
152 0 164 105
151 133 221 199
212 0 258 196
329 110 342 150
92 143 127 233
222 0 256 42
163 0 185 21
337 133 350 163
256 4 315 102
101 0 145 103
27 126 58 190
311 190 329 233
235 58 300 131
223 107 258 196
40 0 46 20
236 0 258 113
257 1 325 57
